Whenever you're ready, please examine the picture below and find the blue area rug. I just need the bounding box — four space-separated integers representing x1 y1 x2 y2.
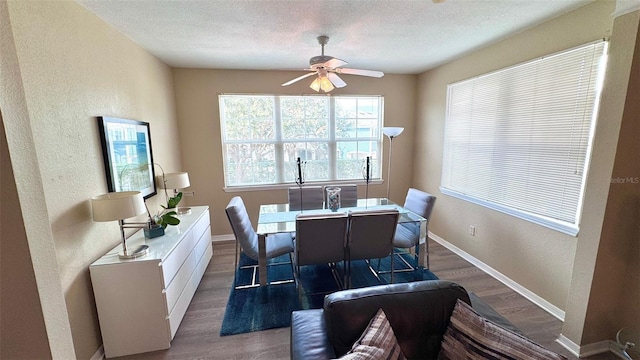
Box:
220 252 438 336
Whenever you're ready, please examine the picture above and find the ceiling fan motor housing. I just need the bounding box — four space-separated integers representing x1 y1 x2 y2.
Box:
310 55 333 66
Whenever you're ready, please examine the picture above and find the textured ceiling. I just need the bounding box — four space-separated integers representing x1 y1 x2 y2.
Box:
76 0 593 75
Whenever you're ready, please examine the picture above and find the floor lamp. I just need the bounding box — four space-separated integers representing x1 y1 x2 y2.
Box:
382 127 404 200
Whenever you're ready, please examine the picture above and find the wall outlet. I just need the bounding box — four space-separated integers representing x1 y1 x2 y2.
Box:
468 225 476 236
182 191 195 197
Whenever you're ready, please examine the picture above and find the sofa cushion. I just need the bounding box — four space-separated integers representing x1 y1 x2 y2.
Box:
438 299 567 360
337 309 406 360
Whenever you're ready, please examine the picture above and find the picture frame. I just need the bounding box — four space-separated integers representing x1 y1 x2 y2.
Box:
97 116 157 199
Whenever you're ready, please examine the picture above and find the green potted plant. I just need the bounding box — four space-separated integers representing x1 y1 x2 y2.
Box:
157 191 182 227
143 198 181 239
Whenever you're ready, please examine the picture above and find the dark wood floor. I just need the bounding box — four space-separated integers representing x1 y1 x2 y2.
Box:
114 240 618 360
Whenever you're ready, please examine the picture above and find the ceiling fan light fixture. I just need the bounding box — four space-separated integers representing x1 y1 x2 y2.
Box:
309 77 321 92
319 76 334 92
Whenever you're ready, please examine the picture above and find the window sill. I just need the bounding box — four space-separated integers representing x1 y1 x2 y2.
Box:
440 187 579 237
224 180 384 193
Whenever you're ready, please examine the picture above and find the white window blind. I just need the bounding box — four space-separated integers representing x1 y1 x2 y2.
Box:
441 40 607 236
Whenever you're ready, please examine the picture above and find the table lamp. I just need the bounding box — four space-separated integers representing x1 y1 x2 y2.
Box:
91 191 149 259
382 127 404 200
158 171 191 215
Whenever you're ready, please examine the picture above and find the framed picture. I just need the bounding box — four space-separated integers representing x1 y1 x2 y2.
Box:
97 116 157 199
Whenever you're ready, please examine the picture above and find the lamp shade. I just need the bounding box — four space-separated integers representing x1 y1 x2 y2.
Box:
319 76 334 92
309 77 321 92
160 172 190 190
382 127 404 138
91 191 146 222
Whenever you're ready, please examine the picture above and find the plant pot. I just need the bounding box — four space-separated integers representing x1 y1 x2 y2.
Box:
144 224 165 239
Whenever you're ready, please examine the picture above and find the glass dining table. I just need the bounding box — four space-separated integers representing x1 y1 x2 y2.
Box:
255 198 428 286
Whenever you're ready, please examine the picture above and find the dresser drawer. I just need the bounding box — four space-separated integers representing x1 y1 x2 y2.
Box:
161 229 196 287
161 210 210 286
167 239 213 339
164 225 211 314
192 209 210 243
192 225 212 268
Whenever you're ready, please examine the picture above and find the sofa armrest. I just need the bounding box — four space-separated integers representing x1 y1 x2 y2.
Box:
323 280 470 358
291 309 336 360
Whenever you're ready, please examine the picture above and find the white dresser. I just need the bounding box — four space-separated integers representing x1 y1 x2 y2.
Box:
90 206 212 358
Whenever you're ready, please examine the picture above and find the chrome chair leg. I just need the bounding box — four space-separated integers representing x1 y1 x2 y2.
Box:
347 258 354 289
234 238 239 276
390 251 394 283
235 252 295 290
377 246 419 275
328 262 346 290
289 252 295 284
235 263 259 290
294 263 300 288
395 250 417 271
363 259 383 284
425 238 430 269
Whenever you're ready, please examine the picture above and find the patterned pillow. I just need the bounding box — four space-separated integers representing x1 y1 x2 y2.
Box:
336 308 406 360
438 299 567 360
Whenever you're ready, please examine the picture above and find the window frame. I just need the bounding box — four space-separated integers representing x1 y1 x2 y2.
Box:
219 94 385 191
440 40 608 236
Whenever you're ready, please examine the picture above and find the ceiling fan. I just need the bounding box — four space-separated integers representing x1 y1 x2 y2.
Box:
281 35 384 92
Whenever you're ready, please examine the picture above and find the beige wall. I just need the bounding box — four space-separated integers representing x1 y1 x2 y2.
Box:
564 9 640 345
173 69 417 236
1 113 52 359
1 1 74 357
1 1 181 358
416 0 615 314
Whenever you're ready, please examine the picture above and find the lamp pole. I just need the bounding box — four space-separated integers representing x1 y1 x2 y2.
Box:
382 127 404 201
386 136 394 200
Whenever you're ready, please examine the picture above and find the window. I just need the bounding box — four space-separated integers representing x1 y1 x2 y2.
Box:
220 95 383 188
441 41 608 236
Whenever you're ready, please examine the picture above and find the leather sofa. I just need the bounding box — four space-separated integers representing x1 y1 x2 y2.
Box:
290 280 520 360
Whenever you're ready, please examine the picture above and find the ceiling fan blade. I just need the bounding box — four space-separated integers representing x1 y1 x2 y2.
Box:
336 68 384 78
327 73 347 88
324 58 347 69
281 72 316 86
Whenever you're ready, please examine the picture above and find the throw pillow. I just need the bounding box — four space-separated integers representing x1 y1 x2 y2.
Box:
336 308 406 360
438 299 567 360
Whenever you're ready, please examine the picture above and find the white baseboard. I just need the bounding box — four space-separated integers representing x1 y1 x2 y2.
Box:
90 346 104 360
429 232 565 321
556 334 614 358
556 334 581 357
212 234 235 243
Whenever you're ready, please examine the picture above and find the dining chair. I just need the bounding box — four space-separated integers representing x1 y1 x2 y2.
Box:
392 188 436 271
323 184 358 208
288 186 324 211
294 212 349 289
346 209 399 288
225 196 294 289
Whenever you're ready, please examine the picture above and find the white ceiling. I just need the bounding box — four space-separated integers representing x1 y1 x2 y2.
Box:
76 0 593 75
